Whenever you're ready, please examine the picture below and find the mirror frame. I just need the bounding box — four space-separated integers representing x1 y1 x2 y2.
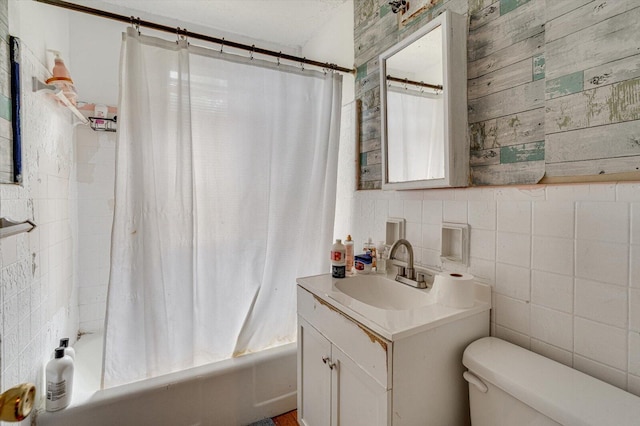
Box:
380 10 468 190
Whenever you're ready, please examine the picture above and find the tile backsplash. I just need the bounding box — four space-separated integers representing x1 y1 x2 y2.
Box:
349 182 640 395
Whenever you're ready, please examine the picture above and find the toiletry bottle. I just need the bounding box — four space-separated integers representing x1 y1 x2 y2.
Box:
376 241 387 273
331 239 346 278
345 235 354 275
45 348 74 412
364 238 377 269
59 338 75 361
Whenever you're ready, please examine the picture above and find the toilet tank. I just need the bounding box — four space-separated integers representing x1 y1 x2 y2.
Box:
462 337 640 426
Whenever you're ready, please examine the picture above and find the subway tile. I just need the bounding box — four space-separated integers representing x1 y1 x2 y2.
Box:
1 234 18 266
374 199 388 224
575 278 627 328
421 248 441 269
423 188 454 200
388 200 403 218
574 355 627 390
632 203 640 245
546 183 616 202
405 222 422 248
632 288 640 332
78 286 108 306
532 201 574 238
630 331 640 376
577 201 629 244
628 374 640 397
497 200 531 233
617 182 640 202
495 294 530 336
531 338 573 367
496 232 530 267
79 302 106 323
531 270 573 314
496 262 530 301
575 240 629 286
454 187 495 202
404 199 422 223
530 304 573 351
495 186 545 201
468 200 496 230
422 224 441 250
532 236 573 276
574 317 627 371
469 228 496 261
421 200 442 225
443 200 467 224
468 257 495 283
495 324 531 349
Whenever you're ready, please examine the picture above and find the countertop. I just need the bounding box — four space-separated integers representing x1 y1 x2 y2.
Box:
297 272 491 341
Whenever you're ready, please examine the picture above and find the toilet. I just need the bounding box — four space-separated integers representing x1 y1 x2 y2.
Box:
463 337 640 426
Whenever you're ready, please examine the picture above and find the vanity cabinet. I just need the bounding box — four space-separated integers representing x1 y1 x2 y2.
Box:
298 317 389 426
296 278 490 426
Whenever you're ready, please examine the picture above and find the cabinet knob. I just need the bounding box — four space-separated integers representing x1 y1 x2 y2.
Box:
328 362 336 370
322 356 330 364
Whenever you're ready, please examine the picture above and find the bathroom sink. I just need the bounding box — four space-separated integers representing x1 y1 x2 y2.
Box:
334 275 433 310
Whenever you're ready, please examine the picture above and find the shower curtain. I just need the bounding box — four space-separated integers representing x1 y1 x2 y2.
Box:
103 28 342 388
386 88 444 182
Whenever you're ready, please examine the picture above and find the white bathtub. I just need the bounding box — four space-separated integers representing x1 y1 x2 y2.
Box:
36 334 297 426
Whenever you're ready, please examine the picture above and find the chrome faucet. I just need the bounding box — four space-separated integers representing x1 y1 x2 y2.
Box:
389 239 427 288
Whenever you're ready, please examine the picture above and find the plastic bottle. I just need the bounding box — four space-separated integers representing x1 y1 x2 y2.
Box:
59 338 75 361
344 235 354 275
331 239 346 278
45 50 77 106
45 347 74 412
364 238 377 269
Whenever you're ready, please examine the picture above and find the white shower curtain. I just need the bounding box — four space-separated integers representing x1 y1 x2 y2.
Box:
103 28 342 388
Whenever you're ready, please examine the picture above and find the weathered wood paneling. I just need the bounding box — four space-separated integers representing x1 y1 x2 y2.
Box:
471 160 545 185
545 0 638 43
468 0 544 61
468 32 544 79
545 76 640 134
546 120 640 163
545 6 640 80
354 0 640 188
469 79 544 124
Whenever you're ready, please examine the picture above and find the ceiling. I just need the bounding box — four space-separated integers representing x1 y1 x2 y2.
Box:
68 0 351 49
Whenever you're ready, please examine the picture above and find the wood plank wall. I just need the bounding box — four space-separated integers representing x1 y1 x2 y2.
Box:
354 0 640 189
0 0 12 183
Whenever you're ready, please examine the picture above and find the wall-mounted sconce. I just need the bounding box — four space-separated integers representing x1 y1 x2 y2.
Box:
389 0 409 14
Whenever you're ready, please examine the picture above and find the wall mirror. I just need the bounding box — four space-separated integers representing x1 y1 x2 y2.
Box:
380 10 467 190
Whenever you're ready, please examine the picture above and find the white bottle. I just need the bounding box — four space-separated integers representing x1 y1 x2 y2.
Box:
45 347 74 412
59 338 75 360
331 239 346 278
345 235 355 275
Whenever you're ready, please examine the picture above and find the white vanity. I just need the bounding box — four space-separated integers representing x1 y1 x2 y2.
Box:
296 273 490 426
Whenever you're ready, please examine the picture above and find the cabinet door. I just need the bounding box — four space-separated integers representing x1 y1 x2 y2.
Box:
331 346 390 426
298 317 332 426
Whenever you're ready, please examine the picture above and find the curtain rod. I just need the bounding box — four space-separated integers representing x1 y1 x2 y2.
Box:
35 0 356 75
386 75 442 91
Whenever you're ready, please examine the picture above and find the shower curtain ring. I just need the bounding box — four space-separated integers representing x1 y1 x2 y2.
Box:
130 16 141 35
220 38 225 53
277 51 281 66
301 58 305 71
250 45 255 60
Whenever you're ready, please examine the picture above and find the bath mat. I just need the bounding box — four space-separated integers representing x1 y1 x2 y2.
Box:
247 419 275 426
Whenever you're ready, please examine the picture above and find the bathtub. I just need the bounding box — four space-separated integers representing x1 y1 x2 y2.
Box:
36 334 297 426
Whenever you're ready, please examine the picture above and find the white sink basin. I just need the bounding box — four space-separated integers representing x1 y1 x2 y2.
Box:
334 275 433 310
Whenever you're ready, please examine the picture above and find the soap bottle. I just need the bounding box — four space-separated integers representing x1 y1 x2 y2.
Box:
364 238 377 269
45 347 74 412
59 338 75 361
331 239 346 278
344 235 354 275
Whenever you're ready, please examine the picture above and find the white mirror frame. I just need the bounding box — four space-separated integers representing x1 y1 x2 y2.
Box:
380 10 468 190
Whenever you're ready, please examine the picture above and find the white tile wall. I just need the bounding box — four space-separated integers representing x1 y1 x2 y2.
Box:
350 182 640 395
74 127 116 333
0 45 78 404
